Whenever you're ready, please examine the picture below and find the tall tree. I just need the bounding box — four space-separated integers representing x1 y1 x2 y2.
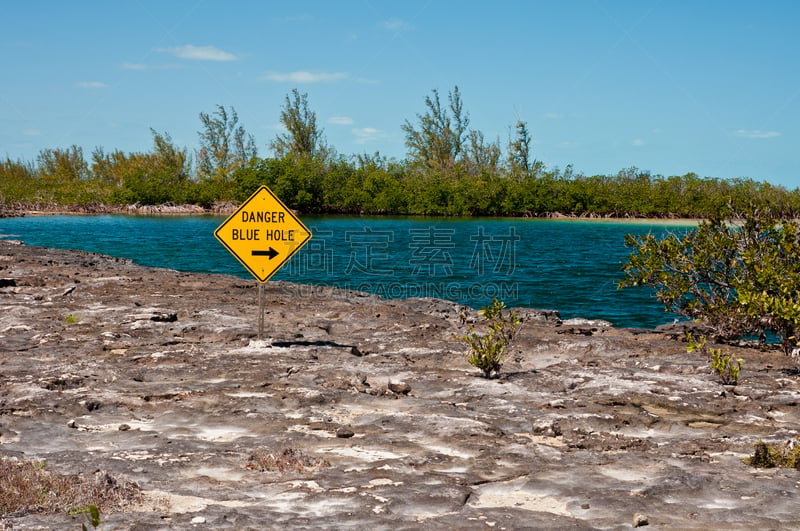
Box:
37 145 89 182
270 89 331 161
0 157 37 203
149 129 192 187
464 130 501 175
402 86 470 173
507 119 532 178
34 145 99 204
91 130 193 205
448 86 469 163
196 105 257 181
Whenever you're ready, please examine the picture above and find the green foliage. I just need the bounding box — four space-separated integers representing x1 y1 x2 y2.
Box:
4 88 800 219
620 208 800 354
619 219 744 338
34 145 103 206
79 504 101 530
0 157 37 204
37 145 89 182
402 86 470 174
270 89 332 162
735 217 800 355
94 130 194 206
687 334 742 385
64 313 80 324
196 104 257 184
463 130 501 177
709 349 742 386
456 298 522 378
507 119 533 177
232 156 325 212
745 439 800 468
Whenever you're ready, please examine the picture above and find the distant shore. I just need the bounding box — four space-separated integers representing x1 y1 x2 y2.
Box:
1 201 703 223
0 202 237 218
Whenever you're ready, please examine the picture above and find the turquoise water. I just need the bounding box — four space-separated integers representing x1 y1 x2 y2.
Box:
0 215 693 329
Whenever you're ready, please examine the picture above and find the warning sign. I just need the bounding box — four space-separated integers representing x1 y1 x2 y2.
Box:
214 185 312 282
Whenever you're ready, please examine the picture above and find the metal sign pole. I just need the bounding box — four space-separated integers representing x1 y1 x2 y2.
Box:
258 282 266 340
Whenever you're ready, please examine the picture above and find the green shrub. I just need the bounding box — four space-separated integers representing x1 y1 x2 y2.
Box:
687 334 742 385
455 298 522 378
78 504 101 530
745 439 800 468
709 348 743 386
620 207 800 354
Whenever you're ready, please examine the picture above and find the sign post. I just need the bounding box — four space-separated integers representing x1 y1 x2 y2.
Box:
214 185 312 339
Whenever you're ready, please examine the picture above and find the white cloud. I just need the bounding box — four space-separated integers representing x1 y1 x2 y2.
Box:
120 62 184 71
352 127 386 144
734 129 781 139
262 122 287 133
544 112 561 119
282 14 309 22
329 116 354 125
157 44 238 61
383 18 412 33
261 71 347 83
632 138 644 147
121 62 147 71
22 129 41 136
75 81 107 89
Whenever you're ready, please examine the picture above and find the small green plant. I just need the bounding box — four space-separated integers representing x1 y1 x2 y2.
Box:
710 348 743 385
687 334 743 385
745 439 800 468
65 313 80 324
78 504 101 530
455 298 522 379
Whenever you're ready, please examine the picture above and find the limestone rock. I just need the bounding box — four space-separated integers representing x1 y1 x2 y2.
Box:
336 426 355 438
1 239 800 529
387 380 411 395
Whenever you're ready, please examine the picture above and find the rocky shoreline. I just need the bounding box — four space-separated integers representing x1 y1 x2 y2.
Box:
0 202 705 221
0 202 239 218
1 239 799 529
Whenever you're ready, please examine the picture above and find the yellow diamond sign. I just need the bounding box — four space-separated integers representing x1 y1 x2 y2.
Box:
215 185 312 283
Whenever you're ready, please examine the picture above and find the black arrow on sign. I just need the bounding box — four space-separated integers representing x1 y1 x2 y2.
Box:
252 247 279 260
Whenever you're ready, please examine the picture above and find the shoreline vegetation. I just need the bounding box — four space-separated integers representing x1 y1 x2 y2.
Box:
3 89 799 220
3 160 797 221
0 200 706 222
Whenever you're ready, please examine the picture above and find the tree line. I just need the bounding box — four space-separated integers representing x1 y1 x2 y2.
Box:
2 86 799 218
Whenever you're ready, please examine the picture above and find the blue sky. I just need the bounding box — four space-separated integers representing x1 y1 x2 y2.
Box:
2 1 799 188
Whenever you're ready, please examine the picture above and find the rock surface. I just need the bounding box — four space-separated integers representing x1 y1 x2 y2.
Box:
1 239 800 529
